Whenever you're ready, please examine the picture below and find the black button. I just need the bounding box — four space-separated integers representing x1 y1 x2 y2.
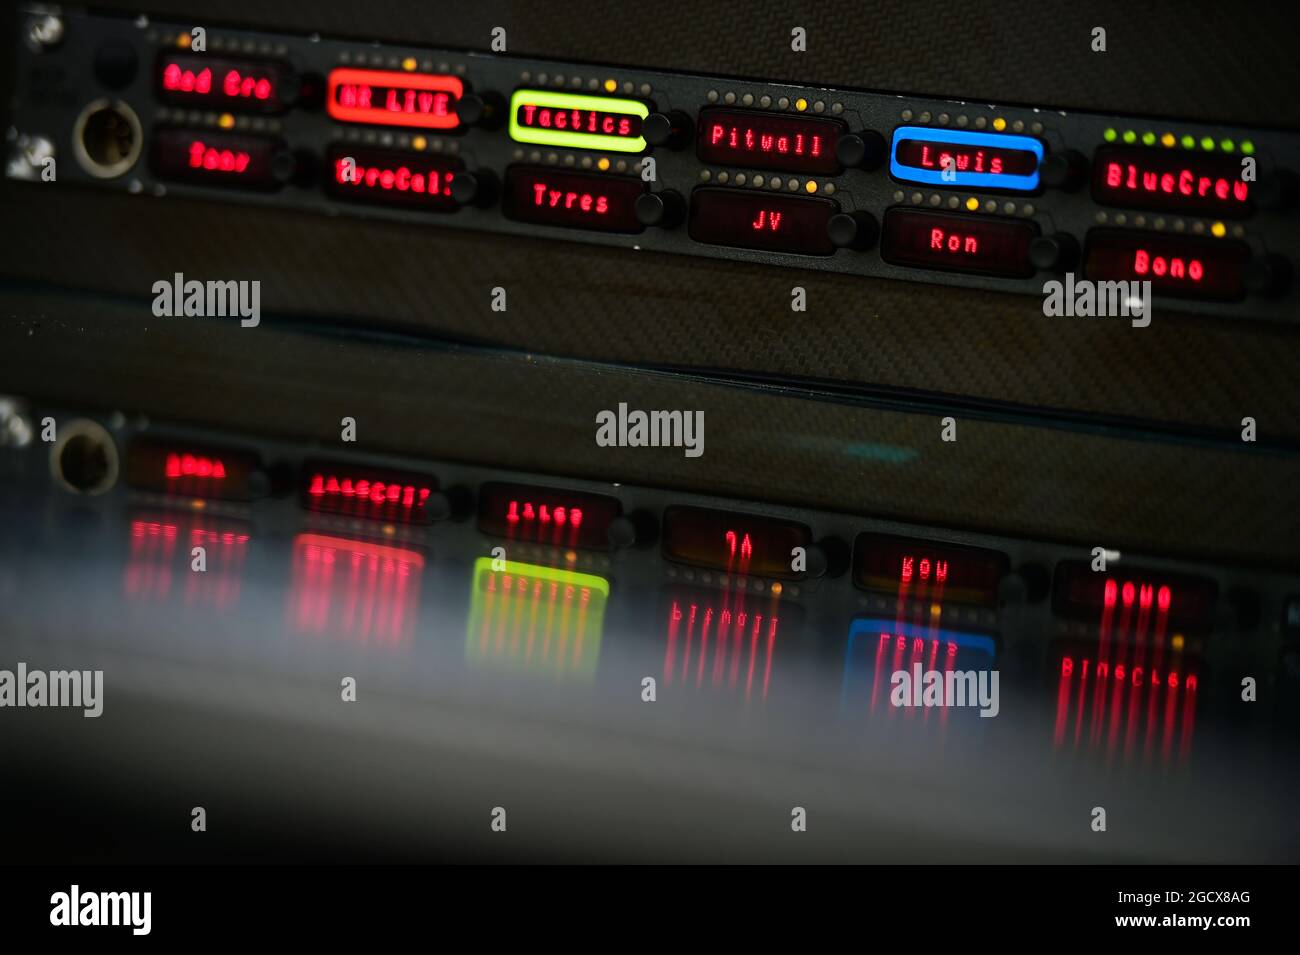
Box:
456 91 504 129
1254 170 1298 211
1029 233 1079 271
835 131 885 170
94 40 137 91
451 170 498 206
635 190 684 228
1039 150 1087 191
827 211 878 250
642 111 691 149
1243 254 1291 297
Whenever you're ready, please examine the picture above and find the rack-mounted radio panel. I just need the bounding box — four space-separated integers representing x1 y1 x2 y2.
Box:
7 8 1299 323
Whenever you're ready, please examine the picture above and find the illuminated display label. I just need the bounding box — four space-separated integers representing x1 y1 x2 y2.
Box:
661 506 811 579
290 534 424 645
149 128 288 190
880 208 1038 278
1051 641 1199 764
157 54 288 112
696 109 844 175
477 482 621 550
126 440 258 501
688 188 838 256
326 68 462 129
662 587 800 701
853 533 1009 608
324 145 461 211
1083 230 1249 301
1052 561 1218 633
889 127 1043 191
842 618 997 719
467 558 609 680
509 90 649 152
1091 146 1253 217
503 166 645 232
302 462 439 525
125 515 251 608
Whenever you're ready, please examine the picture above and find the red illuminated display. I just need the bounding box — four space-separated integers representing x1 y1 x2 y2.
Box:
289 534 423 645
894 138 1037 177
853 533 1009 608
661 506 811 579
515 103 642 140
663 588 802 701
1091 147 1253 217
326 68 462 130
477 482 621 550
126 440 257 501
881 208 1038 277
1052 642 1199 766
324 145 461 211
156 54 287 112
503 166 645 233
688 188 838 255
1052 561 1218 633
696 109 844 175
124 516 251 608
303 463 439 525
149 128 289 190
1083 230 1249 301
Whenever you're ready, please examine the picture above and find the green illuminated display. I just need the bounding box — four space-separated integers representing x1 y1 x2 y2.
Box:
508 89 649 153
465 558 609 680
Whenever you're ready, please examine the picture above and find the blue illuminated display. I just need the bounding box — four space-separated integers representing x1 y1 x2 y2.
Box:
889 126 1043 192
841 617 997 709
846 617 996 665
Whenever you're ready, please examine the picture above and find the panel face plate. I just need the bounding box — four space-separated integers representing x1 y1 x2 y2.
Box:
6 9 1298 323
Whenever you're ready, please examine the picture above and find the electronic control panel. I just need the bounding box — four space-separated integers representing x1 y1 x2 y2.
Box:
24 400 1299 675
7 8 1299 322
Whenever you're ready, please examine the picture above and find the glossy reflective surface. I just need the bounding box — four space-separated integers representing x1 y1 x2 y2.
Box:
1 422 1297 864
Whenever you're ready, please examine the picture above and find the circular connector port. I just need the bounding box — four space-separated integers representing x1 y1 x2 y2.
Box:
51 419 119 495
72 98 143 178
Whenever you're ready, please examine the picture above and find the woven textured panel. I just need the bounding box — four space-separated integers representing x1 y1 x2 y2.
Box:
3 187 1298 438
2 296 1296 565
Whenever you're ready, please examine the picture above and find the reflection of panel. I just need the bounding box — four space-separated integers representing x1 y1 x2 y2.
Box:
841 618 996 721
288 534 423 645
123 517 250 608
466 559 608 680
661 586 799 701
1050 641 1199 766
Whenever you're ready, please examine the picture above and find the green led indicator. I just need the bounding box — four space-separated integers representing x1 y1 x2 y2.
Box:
1103 127 1117 142
1141 131 1156 146
1241 140 1255 155
1200 136 1215 151
1220 139 1234 152
1181 134 1195 149
1122 129 1137 144
508 89 649 153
